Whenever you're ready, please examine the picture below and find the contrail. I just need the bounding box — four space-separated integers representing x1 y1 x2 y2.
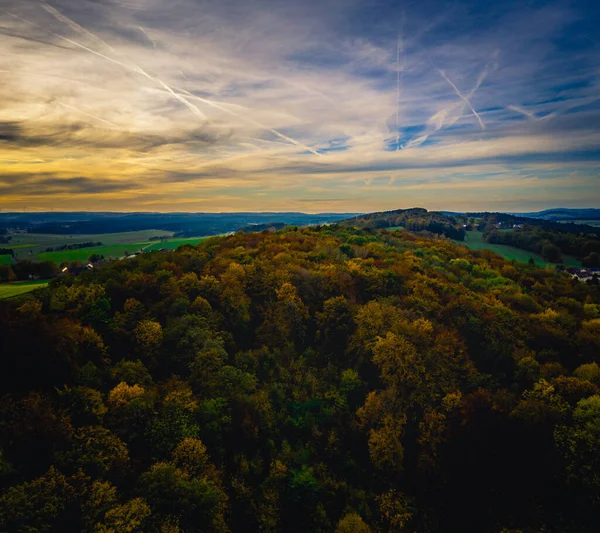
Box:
137 26 156 49
40 0 117 54
57 101 122 129
395 10 405 151
395 35 401 150
175 87 321 156
151 75 207 121
7 8 317 156
6 11 206 121
37 3 318 147
507 104 536 119
508 95 600 122
438 69 486 130
404 134 429 149
403 54 493 150
5 11 130 69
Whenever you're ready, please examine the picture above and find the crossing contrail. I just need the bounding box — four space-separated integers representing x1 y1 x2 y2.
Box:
37 2 316 146
5 10 206 121
404 58 494 149
438 69 485 130
6 6 319 156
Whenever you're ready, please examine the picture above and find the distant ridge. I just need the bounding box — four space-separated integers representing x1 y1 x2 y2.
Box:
508 208 600 221
341 207 467 240
0 212 358 236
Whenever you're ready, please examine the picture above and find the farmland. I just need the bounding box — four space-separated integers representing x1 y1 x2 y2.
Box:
455 231 582 267
7 230 175 262
33 236 212 263
143 236 210 251
0 280 49 299
36 243 152 263
2 229 225 266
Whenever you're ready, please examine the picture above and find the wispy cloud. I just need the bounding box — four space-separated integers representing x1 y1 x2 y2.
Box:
0 0 598 212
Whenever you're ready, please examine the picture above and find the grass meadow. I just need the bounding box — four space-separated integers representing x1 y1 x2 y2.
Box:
143 237 209 251
0 280 50 299
8 230 174 262
455 231 581 267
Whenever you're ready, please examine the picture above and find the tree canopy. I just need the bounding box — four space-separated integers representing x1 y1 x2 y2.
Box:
1 224 600 532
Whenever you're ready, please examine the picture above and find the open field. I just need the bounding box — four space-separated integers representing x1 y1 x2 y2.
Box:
0 255 14 265
144 237 209 251
455 231 582 267
8 230 174 261
4 230 213 264
562 220 600 227
0 280 50 299
36 243 152 263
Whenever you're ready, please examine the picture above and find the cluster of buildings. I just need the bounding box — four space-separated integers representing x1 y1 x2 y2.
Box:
496 221 523 229
565 267 600 282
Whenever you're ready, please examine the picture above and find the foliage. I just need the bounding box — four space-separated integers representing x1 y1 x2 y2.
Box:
1 224 600 532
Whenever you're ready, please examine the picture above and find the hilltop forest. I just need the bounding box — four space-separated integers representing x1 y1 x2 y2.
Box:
1 224 600 533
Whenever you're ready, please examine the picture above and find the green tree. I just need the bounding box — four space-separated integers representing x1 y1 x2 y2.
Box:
555 395 600 492
0 466 75 532
541 242 562 263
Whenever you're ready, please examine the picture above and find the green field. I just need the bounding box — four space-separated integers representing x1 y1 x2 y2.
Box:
0 280 49 299
144 237 209 251
3 230 214 264
0 255 14 265
36 243 153 263
8 230 174 261
455 231 582 267
36 237 211 263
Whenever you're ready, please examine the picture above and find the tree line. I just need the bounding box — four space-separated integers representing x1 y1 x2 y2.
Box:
484 225 600 266
44 242 103 253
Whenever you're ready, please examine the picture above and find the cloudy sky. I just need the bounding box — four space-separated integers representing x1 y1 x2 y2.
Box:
1 0 599 212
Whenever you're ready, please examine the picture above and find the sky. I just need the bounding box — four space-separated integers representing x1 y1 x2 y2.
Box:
0 0 599 213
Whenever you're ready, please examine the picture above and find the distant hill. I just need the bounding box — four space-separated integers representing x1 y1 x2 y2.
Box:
509 208 600 221
340 207 467 240
237 222 286 233
0 212 357 236
466 211 600 236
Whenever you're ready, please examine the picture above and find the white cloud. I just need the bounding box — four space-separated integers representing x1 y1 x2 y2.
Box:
0 0 598 211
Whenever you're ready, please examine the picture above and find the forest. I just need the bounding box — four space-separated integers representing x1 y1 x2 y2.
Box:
1 224 600 532
342 208 466 241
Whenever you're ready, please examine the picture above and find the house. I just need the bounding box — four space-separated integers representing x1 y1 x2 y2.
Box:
568 268 599 282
